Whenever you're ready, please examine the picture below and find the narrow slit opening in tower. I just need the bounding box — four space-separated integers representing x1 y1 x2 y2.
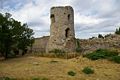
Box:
65 28 70 38
50 14 55 23
68 14 70 21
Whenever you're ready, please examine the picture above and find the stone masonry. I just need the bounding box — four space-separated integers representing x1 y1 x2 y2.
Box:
46 6 76 52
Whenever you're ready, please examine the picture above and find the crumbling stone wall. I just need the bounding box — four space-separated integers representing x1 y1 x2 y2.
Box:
46 6 76 52
79 34 120 54
33 34 120 53
32 36 49 53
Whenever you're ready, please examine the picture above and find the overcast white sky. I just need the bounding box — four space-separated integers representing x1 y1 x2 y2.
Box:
0 0 120 39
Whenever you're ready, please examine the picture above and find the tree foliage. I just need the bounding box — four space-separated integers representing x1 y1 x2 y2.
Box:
98 34 104 39
0 13 34 59
115 27 120 35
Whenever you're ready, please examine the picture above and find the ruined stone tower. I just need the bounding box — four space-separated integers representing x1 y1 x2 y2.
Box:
46 6 76 52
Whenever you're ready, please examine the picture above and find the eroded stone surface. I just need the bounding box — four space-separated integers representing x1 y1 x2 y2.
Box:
33 34 120 53
46 6 76 52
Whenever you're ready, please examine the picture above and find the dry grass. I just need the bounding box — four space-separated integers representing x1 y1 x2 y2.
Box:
0 55 120 80
33 52 80 59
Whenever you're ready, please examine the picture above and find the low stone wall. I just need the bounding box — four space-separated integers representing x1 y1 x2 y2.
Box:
32 34 120 53
79 34 120 54
32 36 49 53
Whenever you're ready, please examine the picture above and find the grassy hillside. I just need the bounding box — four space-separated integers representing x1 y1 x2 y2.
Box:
0 55 120 80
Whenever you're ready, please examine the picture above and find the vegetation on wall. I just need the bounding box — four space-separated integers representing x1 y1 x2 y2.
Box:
75 39 81 53
0 13 34 59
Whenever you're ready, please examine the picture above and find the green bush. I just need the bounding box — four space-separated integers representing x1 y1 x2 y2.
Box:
76 47 82 53
110 56 120 64
84 49 119 60
82 67 94 74
76 39 81 53
32 77 39 80
50 60 58 63
32 77 48 80
0 77 16 80
67 71 76 76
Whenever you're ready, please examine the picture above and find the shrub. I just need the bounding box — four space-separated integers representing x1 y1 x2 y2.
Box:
67 71 76 76
32 77 39 80
76 39 81 53
32 77 48 80
76 47 82 53
84 49 119 60
110 56 120 64
0 77 16 80
98 34 104 38
82 67 94 74
50 60 58 63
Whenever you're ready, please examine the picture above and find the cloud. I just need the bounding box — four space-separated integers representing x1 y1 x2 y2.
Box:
75 13 105 25
4 0 51 37
1 0 120 39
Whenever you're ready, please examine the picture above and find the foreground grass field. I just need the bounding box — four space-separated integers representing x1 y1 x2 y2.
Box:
0 55 120 80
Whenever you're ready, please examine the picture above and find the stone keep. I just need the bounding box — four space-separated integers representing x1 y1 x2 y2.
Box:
46 6 76 52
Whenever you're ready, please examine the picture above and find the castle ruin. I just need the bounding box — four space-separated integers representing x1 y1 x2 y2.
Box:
46 6 76 52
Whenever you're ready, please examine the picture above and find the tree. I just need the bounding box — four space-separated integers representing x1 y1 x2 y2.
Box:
98 34 104 39
104 34 112 38
0 13 34 59
115 27 120 35
0 13 13 58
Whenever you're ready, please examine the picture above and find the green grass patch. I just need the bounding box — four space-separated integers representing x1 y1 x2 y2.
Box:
84 49 119 60
82 67 94 74
32 77 48 80
67 71 76 76
110 56 120 64
50 60 58 63
0 77 16 80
